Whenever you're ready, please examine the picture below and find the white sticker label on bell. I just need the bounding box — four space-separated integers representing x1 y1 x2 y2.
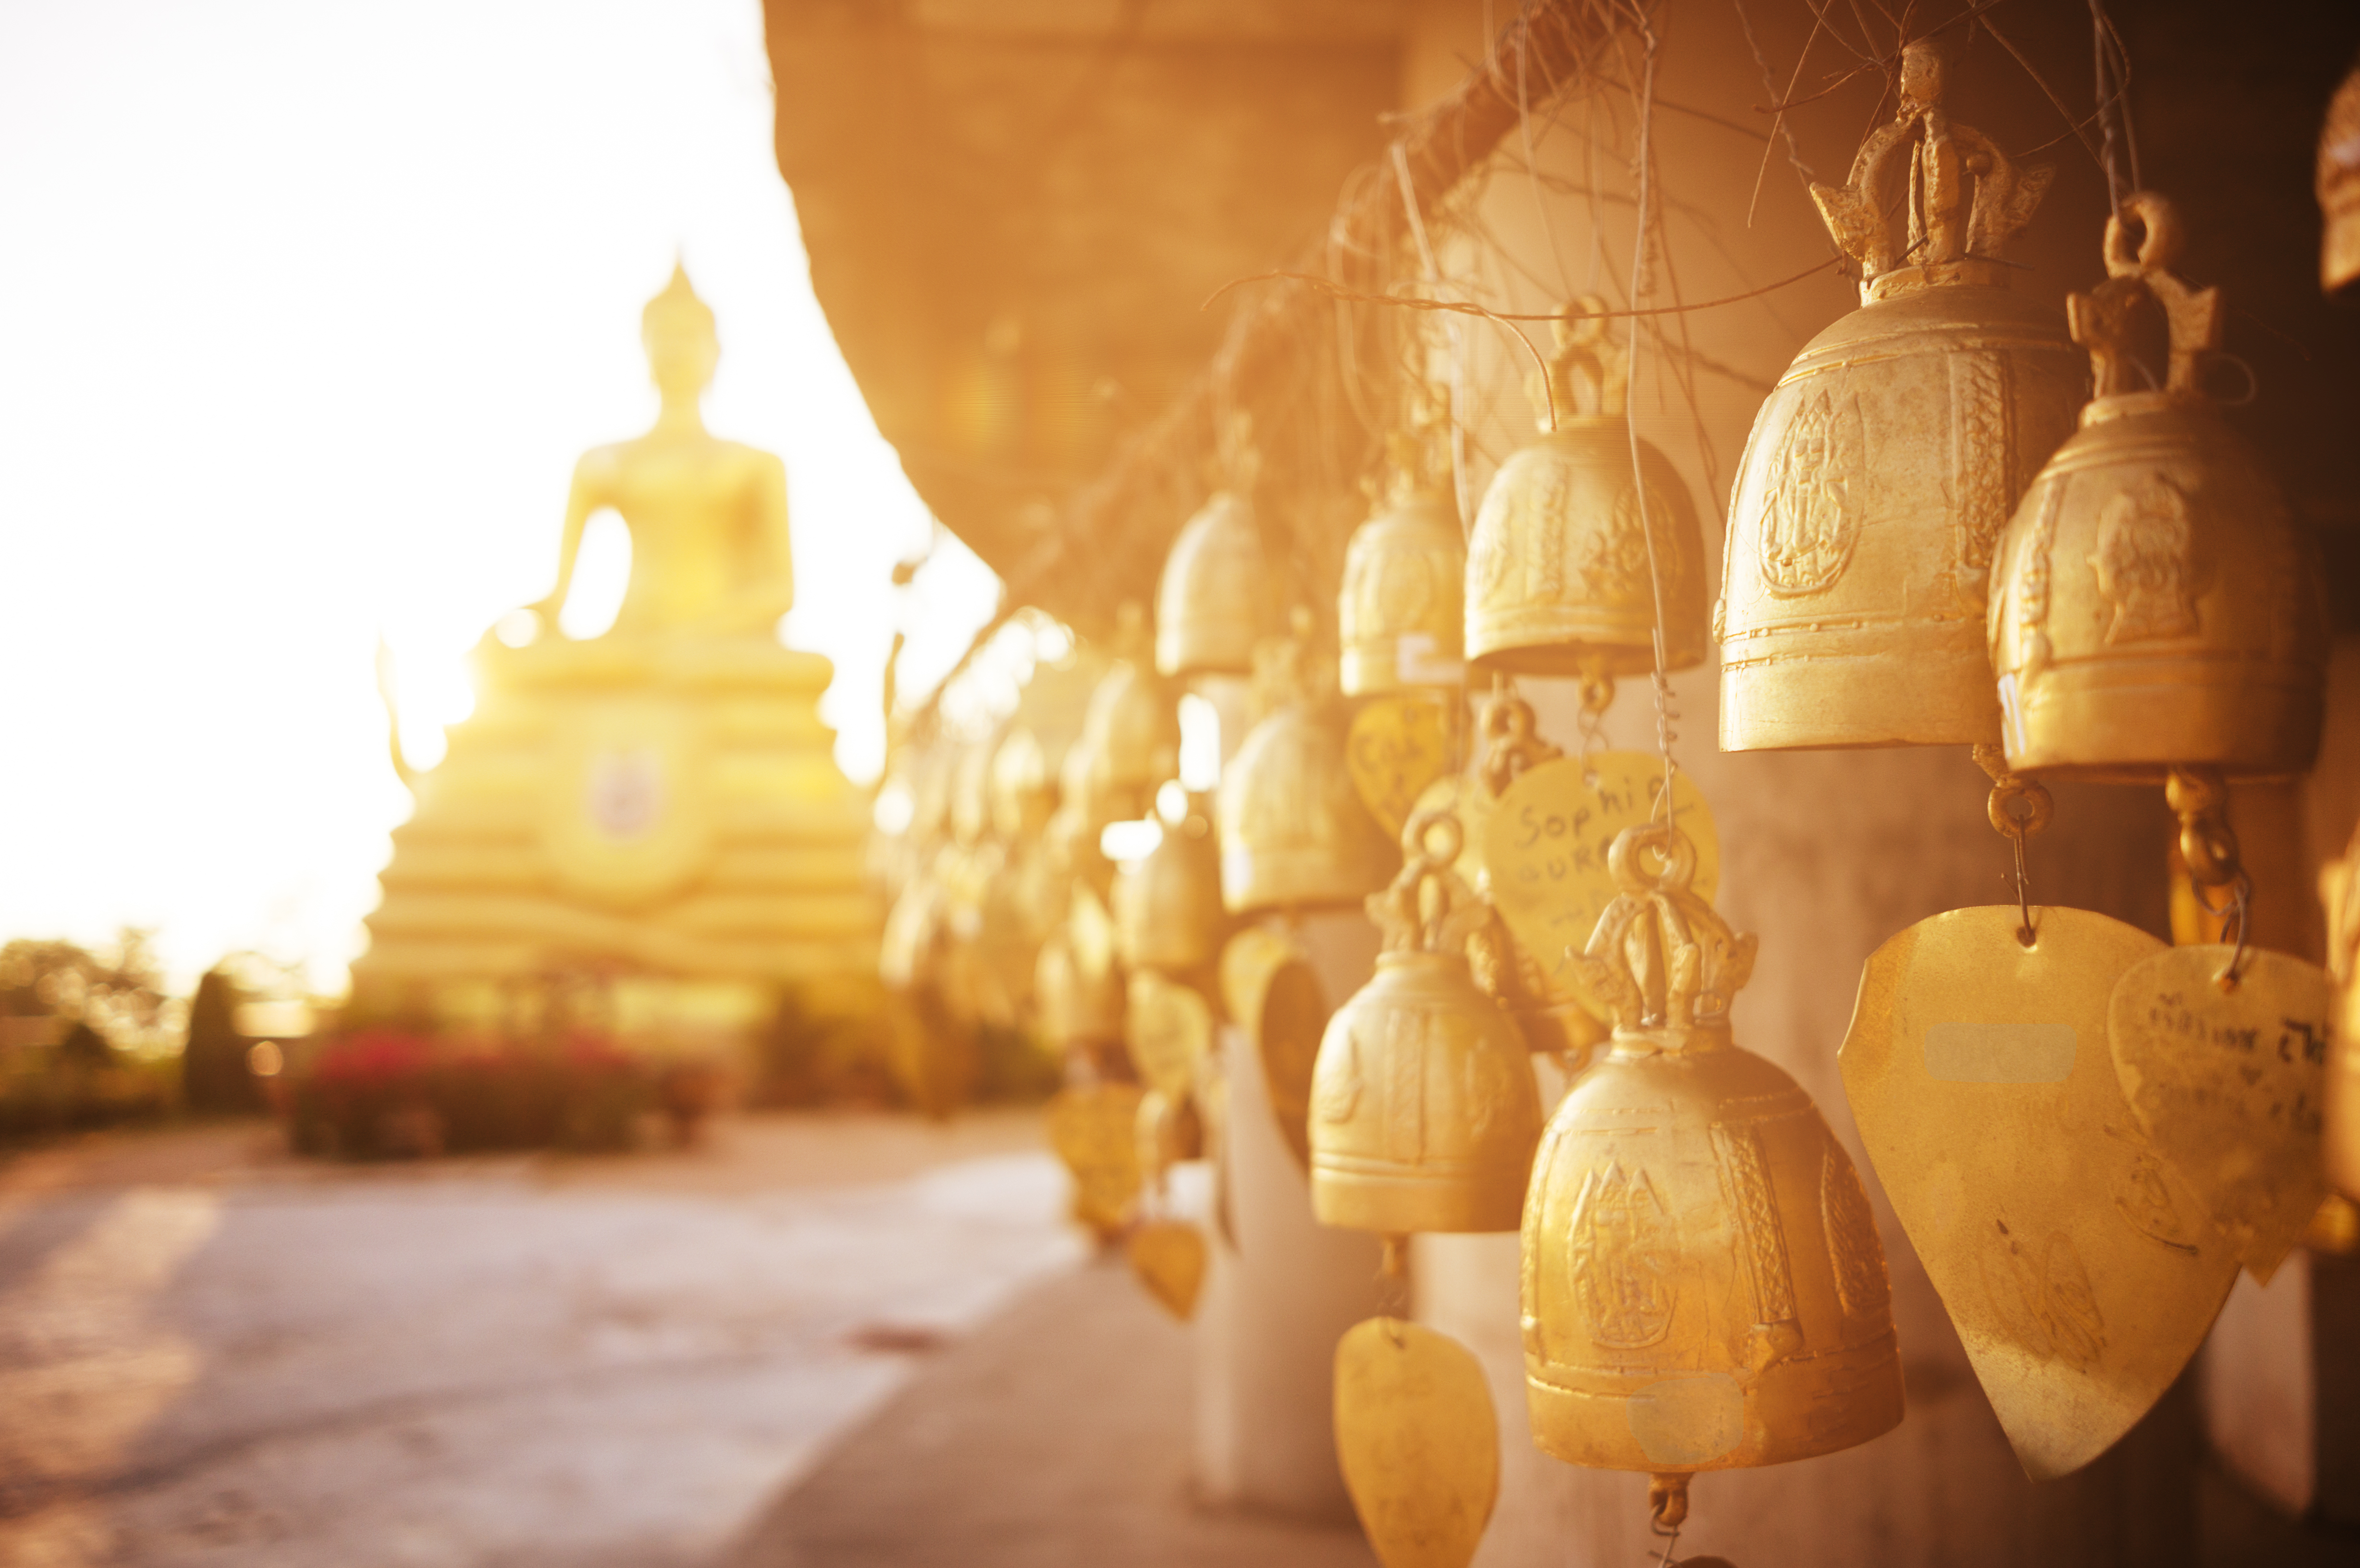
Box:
1924 1021 2076 1084
1395 633 1463 687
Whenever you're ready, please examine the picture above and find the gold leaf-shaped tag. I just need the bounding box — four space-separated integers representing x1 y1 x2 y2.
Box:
1126 970 1213 1101
2108 945 2333 1283
1348 696 1455 839
1127 1220 1207 1321
1840 906 2238 1480
1335 1317 1499 1568
1048 1081 1145 1239
1219 926 1329 1170
1484 753 1717 1008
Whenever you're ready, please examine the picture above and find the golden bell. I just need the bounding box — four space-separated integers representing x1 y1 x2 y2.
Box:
1340 384 1466 696
1523 825 1903 1495
1719 38 2081 752
1990 193 2327 780
1466 297 1706 684
1113 802 1224 974
1075 607 1182 822
1216 620 1392 916
2321 61 2360 301
1310 811 1544 1235
1156 412 1271 678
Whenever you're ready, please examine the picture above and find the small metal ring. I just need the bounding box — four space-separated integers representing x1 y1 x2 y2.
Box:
1402 807 1463 871
2104 190 2183 278
1607 821 1696 895
1986 780 2053 840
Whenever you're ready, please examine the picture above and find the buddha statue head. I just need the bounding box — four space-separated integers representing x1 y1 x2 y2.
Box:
643 262 719 404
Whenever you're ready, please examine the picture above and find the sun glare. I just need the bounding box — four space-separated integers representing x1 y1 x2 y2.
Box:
0 0 999 993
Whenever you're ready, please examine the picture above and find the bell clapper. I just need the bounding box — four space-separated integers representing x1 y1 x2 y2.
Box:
1973 745 2053 948
1574 651 1615 783
2167 766 2253 991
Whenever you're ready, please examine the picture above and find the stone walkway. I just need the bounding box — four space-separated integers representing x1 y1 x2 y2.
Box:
0 1112 1079 1568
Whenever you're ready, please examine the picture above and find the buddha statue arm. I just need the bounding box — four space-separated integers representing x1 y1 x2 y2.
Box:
532 454 611 631
725 451 796 633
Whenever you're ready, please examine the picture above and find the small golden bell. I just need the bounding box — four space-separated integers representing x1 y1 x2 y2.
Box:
1524 825 1904 1479
1990 193 2327 780
1113 800 1225 974
1073 606 1182 821
2321 61 2360 301
1216 613 1392 915
1466 298 1707 683
1311 810 1544 1236
1719 37 2081 751
1340 383 1466 696
1155 411 1272 678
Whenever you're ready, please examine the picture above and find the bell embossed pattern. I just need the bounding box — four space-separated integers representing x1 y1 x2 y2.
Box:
1522 826 1903 1504
1719 38 2082 752
1311 811 1544 1236
1989 193 2327 781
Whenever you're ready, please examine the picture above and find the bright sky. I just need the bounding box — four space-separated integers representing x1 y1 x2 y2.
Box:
0 0 1001 994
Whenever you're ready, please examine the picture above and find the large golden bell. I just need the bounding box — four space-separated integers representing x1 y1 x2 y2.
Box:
1466 298 1707 682
2322 61 2360 301
1990 194 2327 780
1113 800 1225 974
1155 413 1271 678
1523 826 1903 1487
1719 39 2080 752
1311 811 1543 1235
1340 385 1466 696
1216 621 1392 915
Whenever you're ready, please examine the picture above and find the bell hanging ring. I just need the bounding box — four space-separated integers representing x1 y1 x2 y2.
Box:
1309 808 1545 1235
1156 410 1273 678
1990 192 2327 780
1719 36 2082 751
1216 614 1393 915
1465 296 1707 689
1340 381 1466 696
1523 823 1904 1484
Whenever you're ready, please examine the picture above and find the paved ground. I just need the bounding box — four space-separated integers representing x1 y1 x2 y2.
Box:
0 1112 1078 1568
728 1260 1374 1568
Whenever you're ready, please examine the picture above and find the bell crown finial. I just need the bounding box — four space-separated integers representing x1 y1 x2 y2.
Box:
1571 821 1757 1042
2069 191 2224 399
1369 809 1488 955
1524 296 1628 432
1808 40 2053 288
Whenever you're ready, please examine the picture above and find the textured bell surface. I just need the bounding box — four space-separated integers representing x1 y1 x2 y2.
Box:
1310 811 1543 1235
1075 620 1182 823
1466 298 1707 679
1216 623 1392 916
1523 825 1903 1475
1340 387 1467 696
1155 490 1269 678
1990 194 2327 781
1718 39 2079 752
1113 806 1224 974
2321 61 2360 301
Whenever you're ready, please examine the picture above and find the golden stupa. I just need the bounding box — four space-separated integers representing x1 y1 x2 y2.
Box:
350 266 878 1039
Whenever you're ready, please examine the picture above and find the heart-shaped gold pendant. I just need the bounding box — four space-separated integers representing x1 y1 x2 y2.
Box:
1348 696 1456 839
1127 1220 1207 1320
1334 1317 1499 1568
1483 752 1716 1008
1126 969 1213 1101
1048 1081 1145 1240
1841 906 2238 1479
2108 944 2333 1283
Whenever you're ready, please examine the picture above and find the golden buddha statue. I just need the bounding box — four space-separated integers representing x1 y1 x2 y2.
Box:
351 265 878 1041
